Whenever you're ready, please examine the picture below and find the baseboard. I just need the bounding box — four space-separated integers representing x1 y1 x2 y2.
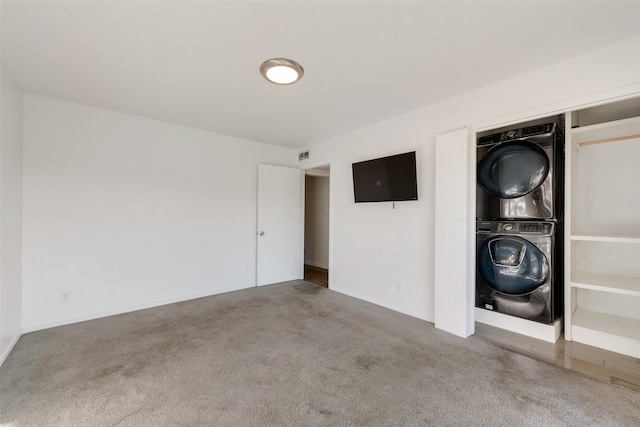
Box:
21 283 254 334
0 333 22 367
474 307 562 343
304 261 328 270
330 286 430 323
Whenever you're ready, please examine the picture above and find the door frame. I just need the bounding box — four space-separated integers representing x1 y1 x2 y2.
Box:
301 161 332 288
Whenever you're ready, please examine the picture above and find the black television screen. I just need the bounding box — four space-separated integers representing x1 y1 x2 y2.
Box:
352 151 418 203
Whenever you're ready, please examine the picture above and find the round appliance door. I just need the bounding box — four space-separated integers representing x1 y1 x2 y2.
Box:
477 140 550 199
478 236 548 295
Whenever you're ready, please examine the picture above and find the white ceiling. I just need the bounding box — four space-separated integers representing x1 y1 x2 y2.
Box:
3 1 640 149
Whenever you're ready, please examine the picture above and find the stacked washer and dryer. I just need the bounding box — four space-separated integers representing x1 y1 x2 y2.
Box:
476 118 564 325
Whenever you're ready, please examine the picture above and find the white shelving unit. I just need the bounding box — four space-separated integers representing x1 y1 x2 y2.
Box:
565 107 640 358
571 271 640 296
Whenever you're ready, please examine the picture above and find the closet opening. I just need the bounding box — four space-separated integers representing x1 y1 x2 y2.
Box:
303 165 330 288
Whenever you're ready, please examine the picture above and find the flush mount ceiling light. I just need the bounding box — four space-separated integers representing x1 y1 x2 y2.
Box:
260 58 304 85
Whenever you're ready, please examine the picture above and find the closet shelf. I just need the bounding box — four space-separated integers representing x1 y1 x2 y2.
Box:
572 115 640 146
571 271 640 296
570 233 640 243
572 308 640 343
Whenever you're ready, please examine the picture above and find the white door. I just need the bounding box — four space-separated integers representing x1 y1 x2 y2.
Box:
434 128 473 338
257 164 303 286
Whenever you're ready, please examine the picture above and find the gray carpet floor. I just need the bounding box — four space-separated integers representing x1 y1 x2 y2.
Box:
1 280 639 426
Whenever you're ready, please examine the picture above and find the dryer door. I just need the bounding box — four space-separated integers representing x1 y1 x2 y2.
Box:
477 140 549 199
477 236 548 295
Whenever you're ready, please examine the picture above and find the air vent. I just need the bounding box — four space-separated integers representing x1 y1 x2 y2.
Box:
298 151 309 160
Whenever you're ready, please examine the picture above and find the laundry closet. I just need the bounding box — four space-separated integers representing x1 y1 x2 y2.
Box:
474 116 565 342
470 96 640 359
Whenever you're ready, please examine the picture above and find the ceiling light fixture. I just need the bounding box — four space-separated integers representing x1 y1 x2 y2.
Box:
260 58 304 85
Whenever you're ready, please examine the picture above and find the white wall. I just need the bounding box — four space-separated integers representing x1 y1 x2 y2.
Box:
304 175 329 269
0 63 24 364
21 95 296 331
15 34 640 334
298 35 640 323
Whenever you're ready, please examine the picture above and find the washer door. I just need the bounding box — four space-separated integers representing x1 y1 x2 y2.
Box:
478 236 548 295
477 140 550 199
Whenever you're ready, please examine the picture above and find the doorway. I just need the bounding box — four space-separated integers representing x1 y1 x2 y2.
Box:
304 165 330 288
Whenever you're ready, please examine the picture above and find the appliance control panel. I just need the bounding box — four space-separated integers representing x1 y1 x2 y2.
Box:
476 221 554 235
477 123 555 146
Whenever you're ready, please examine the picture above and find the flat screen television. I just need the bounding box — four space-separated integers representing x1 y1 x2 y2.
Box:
352 151 418 203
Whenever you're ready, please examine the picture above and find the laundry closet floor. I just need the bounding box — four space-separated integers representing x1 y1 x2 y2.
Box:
475 322 640 392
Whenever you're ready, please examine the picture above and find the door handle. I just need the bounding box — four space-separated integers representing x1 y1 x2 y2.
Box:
259 231 265 236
